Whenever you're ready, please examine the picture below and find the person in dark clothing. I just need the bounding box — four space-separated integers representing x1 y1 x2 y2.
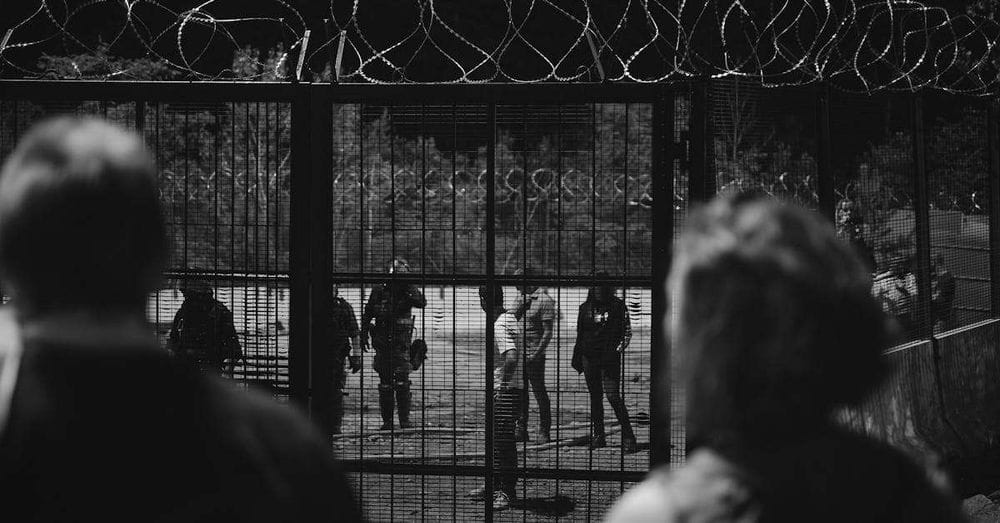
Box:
836 198 876 273
607 194 963 523
0 117 361 522
572 277 637 453
330 284 362 435
932 254 957 332
167 279 243 377
361 258 426 430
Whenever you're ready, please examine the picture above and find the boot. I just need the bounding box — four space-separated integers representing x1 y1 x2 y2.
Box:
589 415 606 449
514 423 528 442
622 434 638 454
396 386 413 429
378 386 394 430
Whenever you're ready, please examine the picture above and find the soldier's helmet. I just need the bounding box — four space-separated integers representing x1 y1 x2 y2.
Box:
388 257 411 275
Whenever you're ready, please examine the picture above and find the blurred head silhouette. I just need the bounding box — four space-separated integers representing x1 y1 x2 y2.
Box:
0 117 168 317
669 193 888 449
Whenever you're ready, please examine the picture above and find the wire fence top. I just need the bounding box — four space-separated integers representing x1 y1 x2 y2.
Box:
3 1 1000 95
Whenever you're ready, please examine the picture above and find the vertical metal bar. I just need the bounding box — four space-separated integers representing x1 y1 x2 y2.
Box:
912 94 933 338
357 101 367 492
451 104 459 512
554 104 563 493
289 87 312 407
213 108 222 378
621 102 629 478
650 85 675 467
485 101 497 523
816 82 834 221
419 103 428 520
135 100 145 135
688 81 711 203
309 85 335 431
183 106 190 271
988 102 1000 315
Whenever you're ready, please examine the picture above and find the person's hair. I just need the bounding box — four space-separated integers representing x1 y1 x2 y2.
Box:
588 271 614 301
670 193 888 448
478 283 503 316
0 117 168 315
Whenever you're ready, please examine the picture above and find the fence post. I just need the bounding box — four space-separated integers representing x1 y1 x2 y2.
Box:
650 85 675 467
688 80 712 203
988 102 1000 315
911 93 933 338
816 83 834 221
289 86 312 407
484 101 497 522
308 84 335 431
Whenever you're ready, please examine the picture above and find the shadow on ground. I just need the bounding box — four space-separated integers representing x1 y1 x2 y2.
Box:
511 495 576 517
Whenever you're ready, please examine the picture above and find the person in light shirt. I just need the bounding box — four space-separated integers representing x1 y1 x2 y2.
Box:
468 283 523 511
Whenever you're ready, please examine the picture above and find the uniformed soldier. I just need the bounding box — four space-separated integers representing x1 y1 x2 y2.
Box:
361 258 426 430
330 284 362 435
167 279 242 377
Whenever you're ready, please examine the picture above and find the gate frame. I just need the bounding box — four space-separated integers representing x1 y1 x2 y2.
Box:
0 79 678 517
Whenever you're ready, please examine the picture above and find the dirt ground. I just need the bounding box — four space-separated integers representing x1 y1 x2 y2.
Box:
154 285 685 520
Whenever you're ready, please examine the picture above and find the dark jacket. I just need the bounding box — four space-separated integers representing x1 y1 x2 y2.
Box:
607 427 965 522
572 295 631 367
0 322 361 522
167 294 242 372
362 283 426 328
330 297 360 358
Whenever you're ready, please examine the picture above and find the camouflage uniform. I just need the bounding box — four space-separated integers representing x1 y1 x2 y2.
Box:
362 281 426 429
167 287 242 377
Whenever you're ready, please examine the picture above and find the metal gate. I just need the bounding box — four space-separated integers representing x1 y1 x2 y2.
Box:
0 81 682 521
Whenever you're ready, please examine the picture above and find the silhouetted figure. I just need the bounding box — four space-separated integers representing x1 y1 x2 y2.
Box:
167 280 242 377
836 198 876 272
872 254 918 337
0 118 360 522
361 258 426 430
330 284 362 435
467 284 523 511
572 277 637 453
607 194 964 523
932 254 957 332
514 268 555 443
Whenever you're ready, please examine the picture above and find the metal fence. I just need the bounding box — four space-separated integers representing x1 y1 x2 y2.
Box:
1 79 999 520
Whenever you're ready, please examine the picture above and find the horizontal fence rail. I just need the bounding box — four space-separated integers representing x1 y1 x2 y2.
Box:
1 78 999 516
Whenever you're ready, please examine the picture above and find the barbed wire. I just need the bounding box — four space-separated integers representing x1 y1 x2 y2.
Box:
1 1 1000 93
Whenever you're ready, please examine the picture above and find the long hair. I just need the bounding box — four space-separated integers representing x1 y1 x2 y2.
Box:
670 194 889 448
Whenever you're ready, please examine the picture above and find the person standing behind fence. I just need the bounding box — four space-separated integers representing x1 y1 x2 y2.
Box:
467 283 523 511
606 194 964 523
167 279 242 377
571 276 637 453
361 258 426 430
0 117 360 522
932 254 957 332
872 254 918 337
514 268 555 444
330 284 362 435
